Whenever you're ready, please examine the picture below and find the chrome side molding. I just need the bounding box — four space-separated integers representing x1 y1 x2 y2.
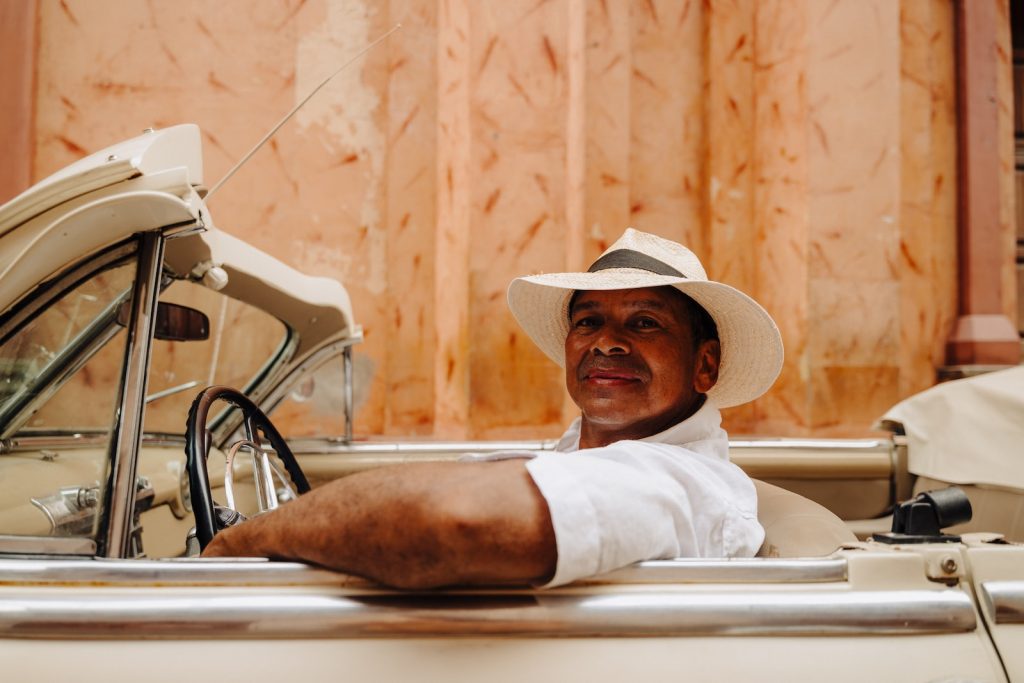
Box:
0 557 847 587
981 581 1024 624
0 588 976 639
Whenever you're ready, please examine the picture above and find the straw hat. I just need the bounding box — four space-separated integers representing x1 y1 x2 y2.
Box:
507 228 783 408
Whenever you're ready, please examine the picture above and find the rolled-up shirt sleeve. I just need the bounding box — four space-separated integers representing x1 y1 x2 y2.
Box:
524 441 763 587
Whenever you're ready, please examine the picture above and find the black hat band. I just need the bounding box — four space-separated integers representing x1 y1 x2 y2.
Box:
587 249 685 278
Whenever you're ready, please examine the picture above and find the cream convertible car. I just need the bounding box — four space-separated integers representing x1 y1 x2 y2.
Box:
1 125 1022 681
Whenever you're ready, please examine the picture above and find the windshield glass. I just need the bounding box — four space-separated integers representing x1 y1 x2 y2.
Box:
0 261 135 432
0 254 135 544
142 278 289 435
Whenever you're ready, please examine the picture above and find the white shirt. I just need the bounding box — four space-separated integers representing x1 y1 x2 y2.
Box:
466 400 764 586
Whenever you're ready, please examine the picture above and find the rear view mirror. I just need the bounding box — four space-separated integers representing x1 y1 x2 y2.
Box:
117 301 210 342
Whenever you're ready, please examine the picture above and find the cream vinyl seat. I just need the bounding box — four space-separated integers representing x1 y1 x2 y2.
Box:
753 479 857 558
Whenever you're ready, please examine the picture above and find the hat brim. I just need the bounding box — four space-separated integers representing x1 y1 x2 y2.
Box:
507 268 783 409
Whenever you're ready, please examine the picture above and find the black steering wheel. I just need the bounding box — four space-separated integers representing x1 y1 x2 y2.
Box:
185 385 311 550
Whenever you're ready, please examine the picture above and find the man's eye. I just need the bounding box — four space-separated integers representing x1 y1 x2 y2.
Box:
633 317 660 329
573 316 599 328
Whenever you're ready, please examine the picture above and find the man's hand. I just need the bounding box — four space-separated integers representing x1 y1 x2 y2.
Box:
202 459 556 589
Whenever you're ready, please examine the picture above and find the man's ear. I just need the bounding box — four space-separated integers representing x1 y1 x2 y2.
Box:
693 339 721 394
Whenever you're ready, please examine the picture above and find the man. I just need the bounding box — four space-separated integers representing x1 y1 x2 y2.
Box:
203 228 784 588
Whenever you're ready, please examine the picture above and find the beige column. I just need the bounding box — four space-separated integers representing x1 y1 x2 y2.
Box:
805 0 903 433
0 0 38 203
946 0 1020 364
434 0 472 438
750 0 811 435
899 0 958 396
706 0 757 432
385 0 440 433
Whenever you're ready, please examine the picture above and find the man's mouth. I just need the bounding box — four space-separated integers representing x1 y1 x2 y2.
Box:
579 362 645 385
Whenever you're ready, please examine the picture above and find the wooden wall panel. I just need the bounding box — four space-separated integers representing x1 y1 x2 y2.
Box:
385 0 439 433
997 0 1018 326
706 0 757 432
466 1 572 438
628 0 707 252
0 0 37 204
21 0 995 440
434 0 472 439
899 0 958 399
748 1 811 435
806 0 902 434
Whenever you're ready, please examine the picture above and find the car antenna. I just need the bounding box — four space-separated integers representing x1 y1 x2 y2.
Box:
205 22 402 201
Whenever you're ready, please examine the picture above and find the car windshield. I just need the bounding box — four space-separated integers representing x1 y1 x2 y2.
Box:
142 278 289 435
0 257 135 435
0 244 291 550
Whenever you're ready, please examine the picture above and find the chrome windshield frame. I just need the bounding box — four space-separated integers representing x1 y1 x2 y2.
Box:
100 231 164 558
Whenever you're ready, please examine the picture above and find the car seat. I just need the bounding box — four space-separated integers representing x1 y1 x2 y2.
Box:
753 479 857 557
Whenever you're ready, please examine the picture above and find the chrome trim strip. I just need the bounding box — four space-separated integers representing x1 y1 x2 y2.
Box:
729 439 889 451
594 557 848 584
0 557 849 587
6 432 185 450
290 439 558 455
102 232 164 558
288 437 889 456
0 588 976 639
981 581 1024 624
257 336 363 422
343 344 353 443
0 536 97 556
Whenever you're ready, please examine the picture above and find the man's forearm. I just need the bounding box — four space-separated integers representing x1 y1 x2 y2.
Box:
202 459 557 589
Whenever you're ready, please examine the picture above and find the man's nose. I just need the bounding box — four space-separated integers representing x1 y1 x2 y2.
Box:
592 324 630 355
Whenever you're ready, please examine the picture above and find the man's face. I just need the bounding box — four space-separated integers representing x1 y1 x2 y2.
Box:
564 286 720 447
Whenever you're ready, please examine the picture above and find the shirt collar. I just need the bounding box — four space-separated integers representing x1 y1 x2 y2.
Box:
554 398 724 453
